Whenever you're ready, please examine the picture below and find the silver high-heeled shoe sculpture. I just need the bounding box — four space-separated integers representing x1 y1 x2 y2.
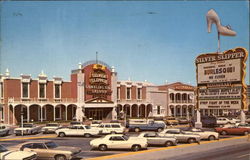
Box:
206 9 237 53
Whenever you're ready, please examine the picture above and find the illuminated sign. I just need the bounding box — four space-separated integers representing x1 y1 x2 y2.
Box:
196 47 248 110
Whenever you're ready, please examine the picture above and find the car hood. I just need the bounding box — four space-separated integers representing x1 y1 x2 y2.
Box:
53 146 81 153
2 150 36 159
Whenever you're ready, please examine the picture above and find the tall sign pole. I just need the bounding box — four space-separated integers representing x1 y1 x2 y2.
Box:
195 9 248 128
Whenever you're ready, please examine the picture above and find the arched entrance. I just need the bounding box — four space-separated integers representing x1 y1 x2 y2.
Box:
146 104 153 117
14 104 28 124
67 104 77 121
123 104 130 117
43 104 54 121
131 104 138 117
139 104 146 118
29 104 41 122
55 104 66 121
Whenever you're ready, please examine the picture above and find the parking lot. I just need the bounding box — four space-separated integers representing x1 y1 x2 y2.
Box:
1 124 247 160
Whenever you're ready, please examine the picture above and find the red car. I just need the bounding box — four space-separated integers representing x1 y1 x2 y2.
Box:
215 126 250 135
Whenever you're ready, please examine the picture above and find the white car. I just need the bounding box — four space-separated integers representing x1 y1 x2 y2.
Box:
0 144 37 160
14 123 41 136
237 123 250 128
90 121 102 128
137 132 177 146
55 125 100 137
184 128 219 140
90 134 147 151
41 123 62 134
159 129 201 143
217 117 236 126
97 123 125 134
0 125 11 137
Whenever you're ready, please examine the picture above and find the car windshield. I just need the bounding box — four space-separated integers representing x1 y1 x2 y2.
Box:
122 135 129 140
85 126 91 129
46 124 58 127
45 142 58 149
0 145 8 153
22 124 33 128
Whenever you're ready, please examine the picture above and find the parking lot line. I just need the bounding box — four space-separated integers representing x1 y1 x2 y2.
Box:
85 135 248 160
0 135 57 141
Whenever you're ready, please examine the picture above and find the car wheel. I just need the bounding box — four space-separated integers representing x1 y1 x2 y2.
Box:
59 132 66 137
208 135 216 141
99 144 107 151
244 131 249 135
131 145 141 152
135 128 140 132
55 155 66 160
221 131 227 135
5 130 9 136
187 138 195 144
165 141 173 147
157 128 163 132
84 133 91 138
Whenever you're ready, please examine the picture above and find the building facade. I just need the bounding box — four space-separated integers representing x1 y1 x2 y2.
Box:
0 61 196 125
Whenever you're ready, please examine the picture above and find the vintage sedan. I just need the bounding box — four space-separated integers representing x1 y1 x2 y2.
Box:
215 126 250 135
184 128 219 140
16 141 81 160
14 123 41 136
90 134 148 151
55 124 100 137
137 132 177 147
237 123 250 128
41 123 62 134
0 144 37 160
159 129 201 143
0 125 11 136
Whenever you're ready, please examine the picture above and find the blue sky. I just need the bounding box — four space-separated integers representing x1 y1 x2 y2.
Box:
1 1 249 85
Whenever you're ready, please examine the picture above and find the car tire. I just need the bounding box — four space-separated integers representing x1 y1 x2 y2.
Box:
221 131 227 135
55 155 66 160
157 128 163 132
244 131 249 135
99 144 107 151
135 128 140 132
84 133 91 138
59 132 66 137
187 138 195 144
131 145 141 152
208 135 216 141
165 141 173 147
5 130 9 136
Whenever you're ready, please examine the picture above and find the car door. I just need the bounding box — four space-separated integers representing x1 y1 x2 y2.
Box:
145 133 159 145
67 126 78 136
104 124 112 134
77 126 86 136
109 136 127 149
23 143 49 160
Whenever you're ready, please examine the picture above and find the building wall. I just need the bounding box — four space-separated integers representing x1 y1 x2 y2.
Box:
46 81 54 99
30 80 38 98
61 82 72 99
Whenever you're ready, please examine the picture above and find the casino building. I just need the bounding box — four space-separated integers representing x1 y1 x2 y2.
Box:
0 60 196 125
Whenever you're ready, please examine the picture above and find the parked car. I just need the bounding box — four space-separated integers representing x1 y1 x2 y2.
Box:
70 121 82 126
216 117 237 126
90 134 147 151
17 141 81 160
215 126 250 135
0 125 11 136
177 117 189 124
159 128 201 144
237 123 250 128
90 120 102 128
55 124 100 137
97 123 125 134
164 117 178 125
127 120 166 132
14 123 41 136
191 116 217 128
184 128 219 140
41 123 62 134
0 144 37 160
137 132 177 147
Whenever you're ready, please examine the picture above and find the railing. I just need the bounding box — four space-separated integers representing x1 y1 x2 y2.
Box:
170 100 194 104
8 97 77 104
117 99 149 104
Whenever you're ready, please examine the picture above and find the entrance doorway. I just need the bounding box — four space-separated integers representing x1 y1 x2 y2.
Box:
85 108 113 120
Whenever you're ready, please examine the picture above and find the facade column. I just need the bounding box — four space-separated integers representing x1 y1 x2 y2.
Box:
27 106 30 122
12 106 15 125
53 106 56 121
192 107 195 116
65 106 68 121
186 107 189 119
130 106 132 117
174 106 176 117
40 106 43 122
145 105 147 118
137 105 140 117
8 105 10 124
180 106 182 117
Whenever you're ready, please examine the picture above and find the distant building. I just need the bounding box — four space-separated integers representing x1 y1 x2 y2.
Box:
0 60 195 125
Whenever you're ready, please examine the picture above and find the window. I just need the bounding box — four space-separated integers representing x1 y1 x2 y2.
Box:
104 124 111 128
20 144 33 151
126 87 131 100
137 88 142 99
157 106 161 115
117 87 120 100
32 143 46 149
0 106 3 120
39 84 45 98
22 83 29 98
110 136 124 141
111 124 120 128
54 84 61 99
